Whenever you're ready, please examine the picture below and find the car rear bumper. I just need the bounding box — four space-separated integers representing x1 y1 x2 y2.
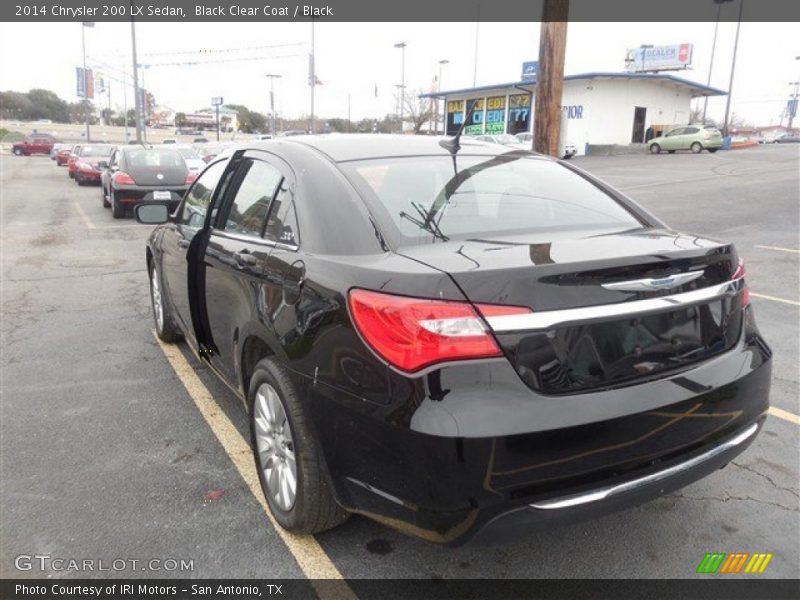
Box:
113 185 187 211
298 306 771 545
77 170 102 182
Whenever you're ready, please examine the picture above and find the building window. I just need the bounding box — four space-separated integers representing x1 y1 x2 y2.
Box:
507 94 532 135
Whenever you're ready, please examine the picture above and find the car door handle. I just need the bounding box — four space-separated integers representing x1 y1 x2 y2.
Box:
233 251 258 266
177 239 190 249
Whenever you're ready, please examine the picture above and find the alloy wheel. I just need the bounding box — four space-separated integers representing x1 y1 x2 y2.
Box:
253 383 297 511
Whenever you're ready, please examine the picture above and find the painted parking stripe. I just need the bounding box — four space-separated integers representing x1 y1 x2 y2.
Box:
755 245 800 254
154 334 356 598
73 201 96 229
768 406 800 425
749 292 800 307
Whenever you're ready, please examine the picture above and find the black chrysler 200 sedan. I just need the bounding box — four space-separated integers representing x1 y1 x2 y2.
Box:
136 135 771 545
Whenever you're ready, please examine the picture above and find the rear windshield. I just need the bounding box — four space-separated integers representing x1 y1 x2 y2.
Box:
342 155 642 246
79 145 114 157
176 148 200 159
125 148 185 168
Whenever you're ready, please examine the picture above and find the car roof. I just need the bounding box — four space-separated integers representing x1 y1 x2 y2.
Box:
250 133 537 162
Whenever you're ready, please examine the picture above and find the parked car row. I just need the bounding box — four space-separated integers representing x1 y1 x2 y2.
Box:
472 132 577 159
47 142 220 218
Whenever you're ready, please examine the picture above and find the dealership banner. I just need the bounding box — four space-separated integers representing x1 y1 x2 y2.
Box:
5 0 800 21
75 67 94 99
624 44 693 72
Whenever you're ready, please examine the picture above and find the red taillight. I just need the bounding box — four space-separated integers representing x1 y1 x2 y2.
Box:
348 289 530 373
732 258 750 306
185 171 198 184
114 171 136 185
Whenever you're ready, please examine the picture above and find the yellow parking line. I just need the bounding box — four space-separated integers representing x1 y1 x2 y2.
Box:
755 245 800 254
73 201 95 229
153 334 355 598
769 406 800 425
749 292 800 307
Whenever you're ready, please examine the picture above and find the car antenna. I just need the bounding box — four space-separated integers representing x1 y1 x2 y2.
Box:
439 99 480 155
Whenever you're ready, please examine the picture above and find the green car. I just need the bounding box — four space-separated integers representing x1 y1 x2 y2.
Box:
649 126 723 154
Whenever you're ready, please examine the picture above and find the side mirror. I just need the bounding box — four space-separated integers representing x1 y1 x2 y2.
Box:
134 203 171 225
97 161 108 169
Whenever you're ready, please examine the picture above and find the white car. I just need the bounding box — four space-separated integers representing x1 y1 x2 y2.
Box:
173 145 207 171
474 134 527 149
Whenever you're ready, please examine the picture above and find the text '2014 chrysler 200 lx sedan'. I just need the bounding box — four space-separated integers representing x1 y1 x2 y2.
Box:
137 134 771 545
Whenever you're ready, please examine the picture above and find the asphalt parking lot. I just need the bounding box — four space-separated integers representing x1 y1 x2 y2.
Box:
1 144 798 581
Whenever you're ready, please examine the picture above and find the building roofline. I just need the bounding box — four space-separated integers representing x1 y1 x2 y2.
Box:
419 72 727 99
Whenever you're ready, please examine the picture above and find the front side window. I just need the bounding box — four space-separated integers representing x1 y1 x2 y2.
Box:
180 161 228 228
221 159 282 237
343 155 642 247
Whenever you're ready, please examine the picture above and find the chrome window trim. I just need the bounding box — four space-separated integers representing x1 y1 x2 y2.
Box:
209 229 299 252
485 278 744 333
529 422 758 510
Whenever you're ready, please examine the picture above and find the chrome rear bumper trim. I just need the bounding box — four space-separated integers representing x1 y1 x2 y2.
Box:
486 278 744 332
529 422 758 510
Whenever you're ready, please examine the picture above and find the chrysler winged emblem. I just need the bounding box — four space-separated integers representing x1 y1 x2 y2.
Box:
601 270 704 292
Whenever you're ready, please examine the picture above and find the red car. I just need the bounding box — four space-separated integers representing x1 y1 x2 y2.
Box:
12 134 60 156
73 144 115 185
56 145 73 166
67 145 82 179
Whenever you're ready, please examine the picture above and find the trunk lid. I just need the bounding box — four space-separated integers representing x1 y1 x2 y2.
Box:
399 227 744 393
130 164 188 186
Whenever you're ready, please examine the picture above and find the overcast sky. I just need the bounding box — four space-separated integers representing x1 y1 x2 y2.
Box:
0 20 797 125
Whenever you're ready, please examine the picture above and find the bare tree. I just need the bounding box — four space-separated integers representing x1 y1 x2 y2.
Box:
401 90 435 134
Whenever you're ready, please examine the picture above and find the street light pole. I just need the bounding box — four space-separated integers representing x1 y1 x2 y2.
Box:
130 16 143 144
722 0 745 138
81 22 94 142
703 0 733 123
265 74 282 135
436 59 449 135
394 42 406 132
309 20 316 134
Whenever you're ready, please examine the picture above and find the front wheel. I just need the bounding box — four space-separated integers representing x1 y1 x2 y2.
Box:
149 262 181 343
691 142 703 154
649 143 661 154
13 148 23 156
249 359 349 534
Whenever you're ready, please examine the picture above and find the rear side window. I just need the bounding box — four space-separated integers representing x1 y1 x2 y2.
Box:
221 159 282 237
264 181 299 246
342 155 642 246
180 161 228 228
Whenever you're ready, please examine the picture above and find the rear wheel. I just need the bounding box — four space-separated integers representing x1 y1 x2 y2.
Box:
111 190 125 219
249 358 349 534
149 261 181 343
691 142 703 154
102 185 110 208
649 143 661 154
13 148 23 156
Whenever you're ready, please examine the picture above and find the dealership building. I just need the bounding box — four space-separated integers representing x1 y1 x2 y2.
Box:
421 71 727 155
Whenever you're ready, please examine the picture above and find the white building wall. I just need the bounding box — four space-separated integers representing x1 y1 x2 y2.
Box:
560 78 694 154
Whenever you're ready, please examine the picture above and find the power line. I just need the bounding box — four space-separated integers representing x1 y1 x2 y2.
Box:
140 41 305 57
138 53 303 69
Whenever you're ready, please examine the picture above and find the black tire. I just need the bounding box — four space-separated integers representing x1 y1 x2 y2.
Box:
649 143 661 154
102 185 110 208
691 142 703 154
13 148 23 156
149 260 182 343
708 148 719 153
76 176 84 186
111 190 125 219
69 171 75 179
249 358 349 534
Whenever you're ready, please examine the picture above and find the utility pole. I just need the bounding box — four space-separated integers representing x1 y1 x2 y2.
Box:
703 0 733 123
81 22 94 142
122 69 129 142
722 0 744 138
265 73 282 135
309 20 316 134
533 0 569 156
394 42 407 132
130 15 143 144
436 59 449 135
472 20 479 87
